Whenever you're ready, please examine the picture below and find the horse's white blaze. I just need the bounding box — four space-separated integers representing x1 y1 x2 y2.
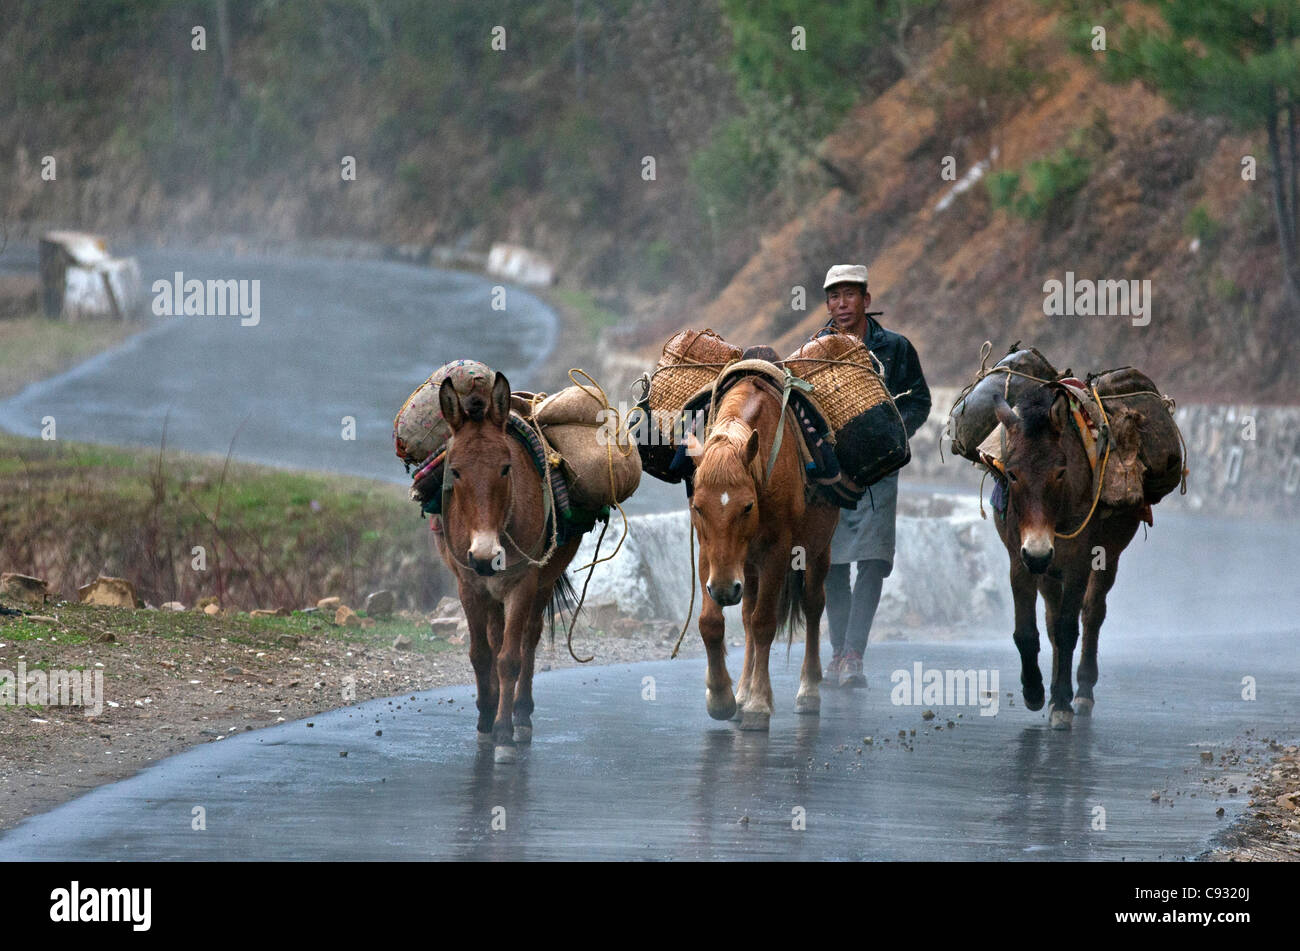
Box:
720 491 730 507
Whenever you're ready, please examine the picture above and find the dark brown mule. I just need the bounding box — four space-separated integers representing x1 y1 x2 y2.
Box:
685 377 839 731
436 372 582 763
992 385 1142 730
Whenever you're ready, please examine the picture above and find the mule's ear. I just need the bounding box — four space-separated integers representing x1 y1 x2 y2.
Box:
438 378 464 432
743 428 759 465
1049 392 1070 434
486 372 512 429
992 392 1019 430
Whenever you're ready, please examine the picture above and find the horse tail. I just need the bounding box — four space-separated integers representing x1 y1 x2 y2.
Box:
546 571 578 646
777 566 806 652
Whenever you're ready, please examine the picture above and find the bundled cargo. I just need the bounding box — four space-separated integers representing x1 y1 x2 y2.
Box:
948 344 1059 462
783 331 909 488
396 362 639 520
533 379 641 511
1090 367 1185 505
638 328 742 481
394 359 496 468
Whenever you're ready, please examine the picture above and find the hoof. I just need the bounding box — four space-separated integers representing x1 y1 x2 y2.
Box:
494 744 517 764
476 731 493 748
513 725 533 744
706 688 738 722
1049 708 1073 731
793 693 820 715
739 710 771 732
1023 685 1045 712
1072 696 1094 717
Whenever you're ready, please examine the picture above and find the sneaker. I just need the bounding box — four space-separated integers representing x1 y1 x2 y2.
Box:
839 650 866 688
824 652 844 686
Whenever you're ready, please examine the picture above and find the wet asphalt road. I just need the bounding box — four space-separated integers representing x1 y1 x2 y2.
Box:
0 249 557 485
1 512 1296 861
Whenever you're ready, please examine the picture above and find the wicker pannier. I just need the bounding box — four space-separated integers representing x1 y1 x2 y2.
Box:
784 331 909 488
647 329 741 436
639 328 741 482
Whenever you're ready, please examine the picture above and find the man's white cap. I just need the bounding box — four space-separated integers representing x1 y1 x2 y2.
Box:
823 264 868 289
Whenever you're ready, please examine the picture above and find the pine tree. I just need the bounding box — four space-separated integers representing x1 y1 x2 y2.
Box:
1062 0 1300 303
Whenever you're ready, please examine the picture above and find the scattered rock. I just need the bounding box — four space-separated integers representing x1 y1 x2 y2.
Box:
77 576 138 608
160 601 186 612
431 596 464 620
364 590 396 618
392 634 413 651
1 573 49 605
277 634 301 648
921 709 935 721
317 597 341 610
334 605 361 628
429 617 460 638
196 596 219 609
25 614 58 624
360 617 376 630
203 603 221 616
250 608 289 617
1200 750 1214 764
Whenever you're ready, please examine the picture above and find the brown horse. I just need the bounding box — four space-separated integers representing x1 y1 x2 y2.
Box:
436 372 583 763
991 385 1142 730
686 377 839 731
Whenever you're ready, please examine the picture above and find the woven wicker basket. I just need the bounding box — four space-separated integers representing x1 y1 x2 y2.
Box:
784 332 891 432
647 328 741 440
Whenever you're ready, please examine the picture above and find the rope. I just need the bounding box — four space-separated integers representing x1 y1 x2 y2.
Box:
763 369 815 484
557 368 636 663
1082 386 1189 495
1055 383 1112 540
670 518 697 659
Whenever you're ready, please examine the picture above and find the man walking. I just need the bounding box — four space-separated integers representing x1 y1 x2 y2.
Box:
819 264 930 688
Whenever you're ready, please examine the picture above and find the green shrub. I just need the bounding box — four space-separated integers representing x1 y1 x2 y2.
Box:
986 170 1022 210
987 147 1091 222
1184 205 1221 247
689 115 781 220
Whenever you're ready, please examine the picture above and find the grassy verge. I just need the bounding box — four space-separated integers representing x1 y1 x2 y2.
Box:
0 313 141 400
0 431 448 613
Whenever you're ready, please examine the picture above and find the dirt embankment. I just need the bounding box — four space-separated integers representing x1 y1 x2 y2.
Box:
676 0 1295 404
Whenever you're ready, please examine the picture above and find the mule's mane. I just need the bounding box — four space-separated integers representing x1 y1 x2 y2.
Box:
694 382 767 489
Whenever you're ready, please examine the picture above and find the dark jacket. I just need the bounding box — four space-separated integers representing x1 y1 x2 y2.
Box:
818 313 931 438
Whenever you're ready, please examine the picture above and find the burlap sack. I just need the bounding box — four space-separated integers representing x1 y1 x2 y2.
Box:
394 359 495 466
535 384 641 510
1098 403 1146 508
1092 367 1183 504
